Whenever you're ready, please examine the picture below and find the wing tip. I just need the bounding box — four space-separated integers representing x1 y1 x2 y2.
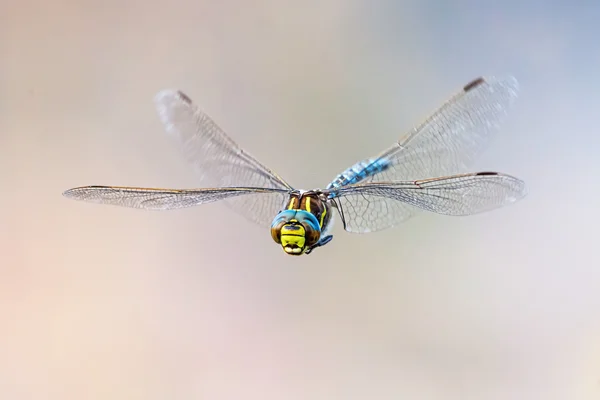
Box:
495 75 520 97
516 179 528 199
489 172 528 201
63 186 106 199
154 89 193 105
62 187 82 198
462 171 528 203
463 77 486 92
63 188 86 202
463 75 519 94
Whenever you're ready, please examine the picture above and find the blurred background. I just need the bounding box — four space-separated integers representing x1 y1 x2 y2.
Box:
2 0 600 399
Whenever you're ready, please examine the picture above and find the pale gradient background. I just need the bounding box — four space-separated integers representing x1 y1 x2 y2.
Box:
2 1 600 399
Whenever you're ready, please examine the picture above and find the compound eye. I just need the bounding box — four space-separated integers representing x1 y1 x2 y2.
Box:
270 210 297 243
270 221 285 244
303 223 320 247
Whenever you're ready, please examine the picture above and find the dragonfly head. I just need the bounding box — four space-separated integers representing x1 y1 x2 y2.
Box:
270 210 321 256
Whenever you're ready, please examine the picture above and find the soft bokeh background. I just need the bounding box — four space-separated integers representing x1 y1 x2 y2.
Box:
2 1 600 399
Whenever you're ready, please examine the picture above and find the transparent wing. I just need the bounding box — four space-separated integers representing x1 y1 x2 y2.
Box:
328 76 519 186
330 172 526 233
155 90 293 226
63 185 289 212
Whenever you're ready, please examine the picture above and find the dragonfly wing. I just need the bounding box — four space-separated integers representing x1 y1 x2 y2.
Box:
331 195 418 234
63 186 289 213
330 172 526 233
155 90 293 225
327 76 519 187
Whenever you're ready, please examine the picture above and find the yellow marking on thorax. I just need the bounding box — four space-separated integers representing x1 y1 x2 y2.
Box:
287 197 297 210
320 207 327 228
304 196 327 228
304 197 311 213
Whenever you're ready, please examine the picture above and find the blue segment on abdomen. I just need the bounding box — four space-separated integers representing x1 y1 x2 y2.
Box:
326 157 390 194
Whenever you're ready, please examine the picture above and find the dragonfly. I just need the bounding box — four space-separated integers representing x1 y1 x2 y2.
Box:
64 76 527 256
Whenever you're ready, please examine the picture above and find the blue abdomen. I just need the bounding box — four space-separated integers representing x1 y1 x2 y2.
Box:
326 157 390 193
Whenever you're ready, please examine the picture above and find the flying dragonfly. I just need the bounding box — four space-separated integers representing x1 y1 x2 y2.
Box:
64 76 527 256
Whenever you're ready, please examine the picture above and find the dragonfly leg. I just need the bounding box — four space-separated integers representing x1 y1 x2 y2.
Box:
305 235 333 255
